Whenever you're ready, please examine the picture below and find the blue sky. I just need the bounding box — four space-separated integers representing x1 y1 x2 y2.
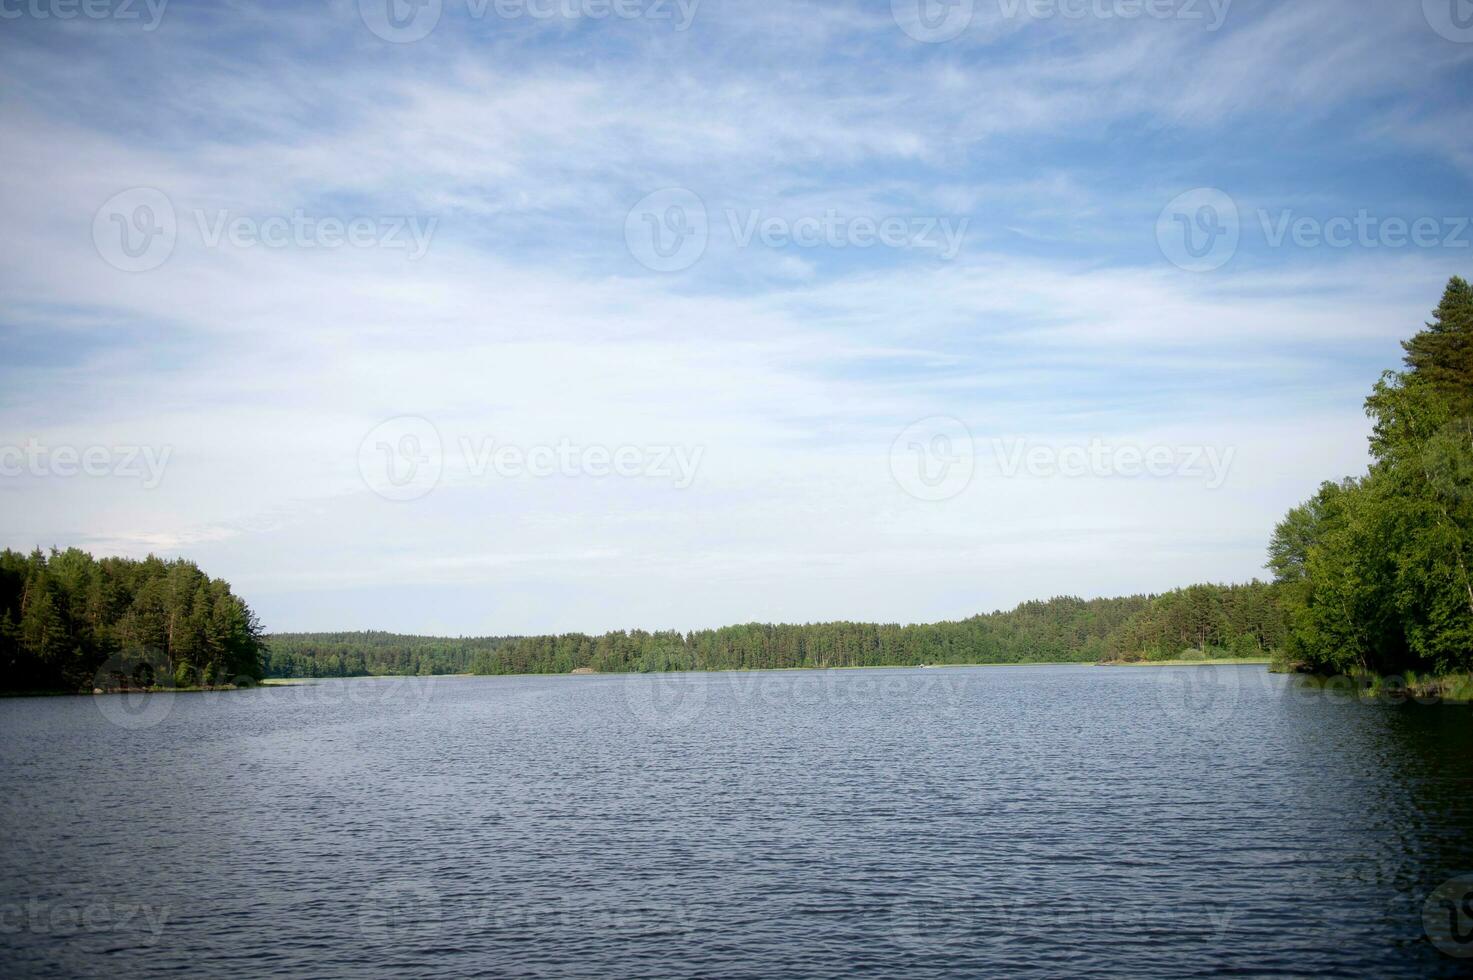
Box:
1 0 1471 635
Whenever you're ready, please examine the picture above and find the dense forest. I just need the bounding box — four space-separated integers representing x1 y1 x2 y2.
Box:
0 556 1285 688
260 586 1281 679
262 631 517 677
467 595 1145 675
458 585 1282 676
1270 276 1473 678
0 548 265 693
1104 581 1285 662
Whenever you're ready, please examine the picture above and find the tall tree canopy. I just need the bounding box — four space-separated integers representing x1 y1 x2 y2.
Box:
0 548 265 692
1271 276 1473 675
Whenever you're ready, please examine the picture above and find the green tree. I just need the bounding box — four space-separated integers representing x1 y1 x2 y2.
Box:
0 548 265 692
1272 276 1473 676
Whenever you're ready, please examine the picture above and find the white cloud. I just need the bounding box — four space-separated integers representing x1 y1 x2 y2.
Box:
0 0 1467 632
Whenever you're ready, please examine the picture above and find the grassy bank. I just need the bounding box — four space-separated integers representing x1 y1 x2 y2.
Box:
1310 670 1473 705
1269 656 1473 704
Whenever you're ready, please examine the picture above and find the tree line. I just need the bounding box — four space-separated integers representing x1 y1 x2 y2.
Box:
457 587 1281 676
1 552 1282 689
260 589 1284 680
261 631 517 677
1269 276 1473 678
0 548 265 692
1104 581 1284 662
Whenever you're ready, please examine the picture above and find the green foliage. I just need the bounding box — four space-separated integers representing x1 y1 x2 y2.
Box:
1104 581 1285 662
0 548 266 692
1271 276 1473 676
452 592 1274 675
267 588 1288 678
261 631 517 678
267 598 1154 678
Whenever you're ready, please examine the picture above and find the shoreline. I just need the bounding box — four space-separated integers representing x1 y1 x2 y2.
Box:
2 682 257 699
17 662 1473 705
1286 668 1473 706
1098 657 1273 668
228 659 1278 685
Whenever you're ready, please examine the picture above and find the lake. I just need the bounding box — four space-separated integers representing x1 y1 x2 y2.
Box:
2 664 1472 977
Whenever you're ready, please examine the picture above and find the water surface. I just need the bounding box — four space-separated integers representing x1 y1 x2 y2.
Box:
3 664 1472 977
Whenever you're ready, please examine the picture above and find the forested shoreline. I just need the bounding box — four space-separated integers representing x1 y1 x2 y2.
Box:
0 552 1283 689
261 631 518 677
1269 276 1472 686
0 549 265 693
257 583 1282 677
465 583 1286 675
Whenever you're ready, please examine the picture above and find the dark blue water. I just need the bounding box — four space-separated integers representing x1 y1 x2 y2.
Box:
3 664 1472 977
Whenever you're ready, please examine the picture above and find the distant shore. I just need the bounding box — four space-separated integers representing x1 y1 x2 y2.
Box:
261 658 1272 683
